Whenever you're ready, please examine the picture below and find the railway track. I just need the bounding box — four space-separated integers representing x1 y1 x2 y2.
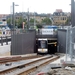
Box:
0 55 60 75
0 54 42 64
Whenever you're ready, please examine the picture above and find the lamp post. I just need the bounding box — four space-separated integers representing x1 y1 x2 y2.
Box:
27 8 30 30
34 12 36 29
12 2 15 33
71 0 75 27
12 2 19 34
10 6 12 27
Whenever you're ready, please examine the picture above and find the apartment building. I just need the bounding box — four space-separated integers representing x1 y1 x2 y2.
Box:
0 14 9 26
8 12 49 24
52 9 68 25
30 14 48 23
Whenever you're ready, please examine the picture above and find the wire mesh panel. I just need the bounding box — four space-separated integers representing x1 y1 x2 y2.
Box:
11 29 36 55
66 27 75 62
72 27 75 58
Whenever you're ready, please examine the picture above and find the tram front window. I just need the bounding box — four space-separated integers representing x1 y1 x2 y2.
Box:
38 40 47 48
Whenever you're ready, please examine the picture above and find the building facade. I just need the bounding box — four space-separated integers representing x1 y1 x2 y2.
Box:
52 9 68 25
0 14 9 26
7 12 50 24
30 14 49 23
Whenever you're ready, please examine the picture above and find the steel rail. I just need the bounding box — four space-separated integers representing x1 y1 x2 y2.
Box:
0 55 53 75
0 55 42 63
0 55 59 75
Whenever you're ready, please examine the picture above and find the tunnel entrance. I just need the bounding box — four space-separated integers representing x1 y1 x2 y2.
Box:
36 38 57 54
48 39 57 54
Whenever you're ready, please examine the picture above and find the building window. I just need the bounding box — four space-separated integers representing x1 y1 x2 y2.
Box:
56 22 57 24
64 17 66 20
63 17 64 20
42 19 43 20
58 17 59 20
16 17 17 19
56 17 58 20
61 17 62 20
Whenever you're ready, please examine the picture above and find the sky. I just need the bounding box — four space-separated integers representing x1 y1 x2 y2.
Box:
0 0 71 14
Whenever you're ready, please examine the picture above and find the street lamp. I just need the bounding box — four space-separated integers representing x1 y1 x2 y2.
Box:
12 2 19 34
27 8 30 30
34 12 36 29
10 6 12 26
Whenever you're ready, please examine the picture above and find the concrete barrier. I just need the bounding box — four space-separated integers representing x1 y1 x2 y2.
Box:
0 42 11 56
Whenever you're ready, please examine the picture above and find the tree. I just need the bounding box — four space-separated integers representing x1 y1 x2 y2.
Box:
17 17 23 28
7 18 14 28
36 24 42 28
18 17 27 28
41 18 52 25
7 18 11 25
65 17 71 25
30 18 37 25
7 16 27 28
30 18 34 23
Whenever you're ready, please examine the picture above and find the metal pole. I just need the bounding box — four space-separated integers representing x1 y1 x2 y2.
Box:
27 8 30 30
71 0 74 27
10 6 13 35
74 2 75 26
10 6 12 26
12 2 15 34
1 37 3 46
66 28 68 61
22 2 23 29
70 29 73 62
6 36 8 45
34 12 35 28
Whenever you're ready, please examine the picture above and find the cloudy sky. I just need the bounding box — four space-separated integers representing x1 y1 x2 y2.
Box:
0 0 71 14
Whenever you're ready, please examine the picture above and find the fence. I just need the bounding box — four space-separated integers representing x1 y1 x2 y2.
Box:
66 26 75 62
11 29 36 55
0 36 11 46
11 29 28 35
0 29 11 35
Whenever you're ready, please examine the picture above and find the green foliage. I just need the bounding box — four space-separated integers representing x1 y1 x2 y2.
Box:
7 17 27 28
30 18 34 23
65 17 71 25
36 24 42 28
30 18 38 24
7 18 11 25
18 17 27 28
41 18 52 25
17 17 22 28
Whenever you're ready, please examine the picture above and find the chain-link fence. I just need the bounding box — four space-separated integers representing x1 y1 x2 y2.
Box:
11 29 36 55
66 26 75 62
11 29 28 35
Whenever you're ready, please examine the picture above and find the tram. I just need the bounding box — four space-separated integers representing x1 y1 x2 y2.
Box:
37 38 57 54
37 38 48 54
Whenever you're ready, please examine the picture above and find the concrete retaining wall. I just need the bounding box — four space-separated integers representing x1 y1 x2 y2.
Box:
0 42 11 56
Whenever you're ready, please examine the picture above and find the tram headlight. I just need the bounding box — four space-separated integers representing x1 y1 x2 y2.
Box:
38 49 48 52
54 44 56 46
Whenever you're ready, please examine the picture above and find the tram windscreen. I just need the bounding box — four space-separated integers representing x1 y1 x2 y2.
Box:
38 40 47 48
